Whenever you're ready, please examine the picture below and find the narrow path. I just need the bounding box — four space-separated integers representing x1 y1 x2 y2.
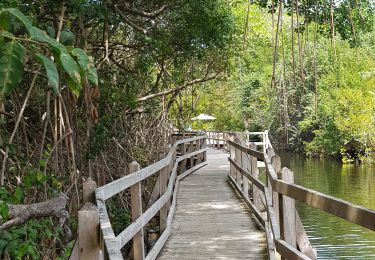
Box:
157 148 267 259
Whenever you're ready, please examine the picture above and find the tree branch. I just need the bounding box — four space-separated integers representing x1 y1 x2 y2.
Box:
137 73 219 103
114 5 148 34
0 193 69 231
118 4 167 18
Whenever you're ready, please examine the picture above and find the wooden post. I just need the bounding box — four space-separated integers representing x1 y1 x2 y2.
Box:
166 149 175 214
83 178 97 204
76 179 100 260
197 139 202 164
271 154 281 237
229 144 235 178
279 167 297 252
241 146 250 199
159 153 170 233
78 203 100 260
180 143 186 174
249 143 261 210
202 137 207 162
235 146 242 187
129 161 145 260
189 141 194 168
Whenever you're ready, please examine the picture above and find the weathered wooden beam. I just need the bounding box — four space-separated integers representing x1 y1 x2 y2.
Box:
179 143 187 174
96 149 173 200
296 211 317 259
234 146 242 187
272 172 375 231
241 147 250 199
275 239 311 260
159 155 169 233
83 178 97 204
279 168 296 251
264 222 276 260
202 138 207 162
227 140 264 161
129 161 145 260
78 202 100 260
250 143 262 211
271 154 281 237
263 188 280 239
228 157 265 192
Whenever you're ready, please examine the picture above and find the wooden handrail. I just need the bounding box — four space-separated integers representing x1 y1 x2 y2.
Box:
228 157 265 192
208 130 375 260
95 135 208 260
227 140 264 160
273 178 375 231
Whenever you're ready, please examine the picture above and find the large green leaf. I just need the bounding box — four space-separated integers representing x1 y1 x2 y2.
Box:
4 8 32 30
65 76 81 97
3 8 54 44
35 54 59 95
0 41 26 96
29 26 54 44
50 42 82 96
0 11 10 31
71 48 98 86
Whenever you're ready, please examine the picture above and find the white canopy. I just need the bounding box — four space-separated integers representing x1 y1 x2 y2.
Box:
191 113 216 121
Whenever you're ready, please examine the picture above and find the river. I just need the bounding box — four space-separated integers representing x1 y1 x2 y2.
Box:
276 151 375 259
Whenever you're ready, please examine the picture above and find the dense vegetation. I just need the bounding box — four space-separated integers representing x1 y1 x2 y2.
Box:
194 0 375 163
0 0 234 258
0 0 374 258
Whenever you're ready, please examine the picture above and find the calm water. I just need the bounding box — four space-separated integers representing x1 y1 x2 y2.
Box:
277 151 375 259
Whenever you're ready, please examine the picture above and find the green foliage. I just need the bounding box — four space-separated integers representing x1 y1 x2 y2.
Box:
107 200 131 235
71 48 98 86
35 54 59 94
59 30 75 46
0 164 67 259
0 7 98 97
50 41 82 95
0 40 25 96
0 218 66 259
195 2 375 162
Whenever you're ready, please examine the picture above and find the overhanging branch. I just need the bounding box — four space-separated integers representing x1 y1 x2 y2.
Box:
137 73 219 103
118 4 167 18
114 5 148 34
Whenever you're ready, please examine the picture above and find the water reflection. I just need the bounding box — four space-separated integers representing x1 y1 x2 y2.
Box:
277 150 375 259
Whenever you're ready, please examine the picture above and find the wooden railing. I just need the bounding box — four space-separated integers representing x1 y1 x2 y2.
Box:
206 130 272 152
207 131 375 260
69 135 207 260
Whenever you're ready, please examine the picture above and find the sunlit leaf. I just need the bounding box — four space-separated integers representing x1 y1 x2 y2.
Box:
35 54 59 94
28 26 54 44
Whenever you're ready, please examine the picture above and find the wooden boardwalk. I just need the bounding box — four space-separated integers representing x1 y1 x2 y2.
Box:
157 148 267 259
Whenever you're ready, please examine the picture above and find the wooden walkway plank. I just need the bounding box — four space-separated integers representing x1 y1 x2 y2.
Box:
157 148 267 259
